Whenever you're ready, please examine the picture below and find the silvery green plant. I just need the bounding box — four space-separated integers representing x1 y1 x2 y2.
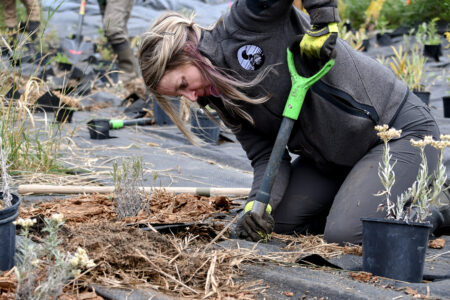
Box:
112 156 150 219
0 137 13 207
14 214 95 300
406 135 449 222
375 125 402 219
375 125 449 222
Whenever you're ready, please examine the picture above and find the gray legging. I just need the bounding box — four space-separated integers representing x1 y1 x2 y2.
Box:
272 92 440 244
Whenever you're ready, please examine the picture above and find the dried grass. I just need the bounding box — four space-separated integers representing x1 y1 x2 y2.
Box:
61 222 265 299
15 192 362 299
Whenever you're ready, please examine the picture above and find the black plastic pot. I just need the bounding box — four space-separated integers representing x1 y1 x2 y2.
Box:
191 109 220 144
361 217 432 283
57 62 72 71
36 91 61 112
0 193 21 271
55 106 76 123
153 98 180 126
424 44 442 62
413 90 430 106
443 96 450 118
87 119 113 139
5 87 21 100
361 39 370 52
376 33 392 46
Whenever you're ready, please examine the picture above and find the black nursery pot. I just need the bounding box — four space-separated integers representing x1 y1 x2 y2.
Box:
361 39 370 52
413 90 430 106
361 217 432 283
0 193 21 271
424 44 442 62
443 96 450 118
87 119 112 139
376 33 392 46
57 62 72 71
191 110 220 144
55 106 75 123
153 97 180 126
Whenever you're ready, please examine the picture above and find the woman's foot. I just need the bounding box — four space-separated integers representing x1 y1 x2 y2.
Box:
434 205 450 237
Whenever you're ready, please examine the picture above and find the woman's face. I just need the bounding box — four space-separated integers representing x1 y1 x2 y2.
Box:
157 64 211 102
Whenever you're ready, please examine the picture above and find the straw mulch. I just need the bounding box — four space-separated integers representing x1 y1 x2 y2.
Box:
10 191 362 299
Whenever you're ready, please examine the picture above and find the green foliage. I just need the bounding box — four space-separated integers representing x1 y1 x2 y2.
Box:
53 52 69 64
95 28 115 61
342 0 449 30
375 15 389 34
338 23 368 50
384 44 427 92
420 17 442 45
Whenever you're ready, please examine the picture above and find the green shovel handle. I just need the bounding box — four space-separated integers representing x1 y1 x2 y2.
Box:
283 49 335 120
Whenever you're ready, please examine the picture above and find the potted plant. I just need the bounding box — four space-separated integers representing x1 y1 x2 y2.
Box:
0 137 21 271
361 125 449 282
388 44 430 105
53 52 72 71
375 15 392 46
418 18 442 62
339 24 369 52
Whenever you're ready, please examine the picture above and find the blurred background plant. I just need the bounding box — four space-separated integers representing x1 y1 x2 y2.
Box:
94 27 114 61
382 44 427 92
340 0 449 32
417 17 442 45
338 23 367 51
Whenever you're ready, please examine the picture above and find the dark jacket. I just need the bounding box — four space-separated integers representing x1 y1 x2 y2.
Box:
198 0 408 208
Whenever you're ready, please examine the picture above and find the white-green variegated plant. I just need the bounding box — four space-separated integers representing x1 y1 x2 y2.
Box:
375 125 449 223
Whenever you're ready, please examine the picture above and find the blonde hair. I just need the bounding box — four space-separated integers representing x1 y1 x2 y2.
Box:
138 11 271 143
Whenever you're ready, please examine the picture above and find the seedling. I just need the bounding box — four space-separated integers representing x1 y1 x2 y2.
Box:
112 156 150 219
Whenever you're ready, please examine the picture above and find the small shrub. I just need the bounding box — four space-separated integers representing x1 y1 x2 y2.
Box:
375 125 450 222
112 156 150 219
14 214 95 299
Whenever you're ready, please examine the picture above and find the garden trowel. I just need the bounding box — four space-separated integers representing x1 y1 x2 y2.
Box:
60 0 95 64
87 118 153 139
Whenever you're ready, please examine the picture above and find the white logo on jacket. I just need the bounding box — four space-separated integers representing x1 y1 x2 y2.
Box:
237 45 264 70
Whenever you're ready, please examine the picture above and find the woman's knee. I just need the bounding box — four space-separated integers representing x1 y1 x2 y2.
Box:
323 219 362 245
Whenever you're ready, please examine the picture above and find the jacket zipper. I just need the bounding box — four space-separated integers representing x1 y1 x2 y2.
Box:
312 81 379 123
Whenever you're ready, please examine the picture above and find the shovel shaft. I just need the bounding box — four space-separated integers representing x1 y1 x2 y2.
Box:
252 117 295 217
251 48 335 218
122 118 153 127
75 0 86 48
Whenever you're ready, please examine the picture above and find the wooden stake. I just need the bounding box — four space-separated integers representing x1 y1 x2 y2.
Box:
18 184 250 197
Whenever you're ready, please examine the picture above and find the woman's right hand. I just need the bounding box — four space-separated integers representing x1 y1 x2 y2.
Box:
234 201 275 241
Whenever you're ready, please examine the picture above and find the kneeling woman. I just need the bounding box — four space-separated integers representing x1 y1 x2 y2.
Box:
138 0 448 244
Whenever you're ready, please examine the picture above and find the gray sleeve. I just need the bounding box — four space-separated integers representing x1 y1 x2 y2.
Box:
233 123 291 211
226 0 294 32
302 0 340 25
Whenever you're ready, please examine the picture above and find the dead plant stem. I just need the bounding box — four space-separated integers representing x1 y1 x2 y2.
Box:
135 248 200 295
